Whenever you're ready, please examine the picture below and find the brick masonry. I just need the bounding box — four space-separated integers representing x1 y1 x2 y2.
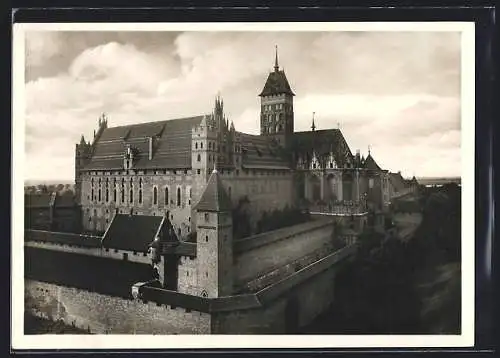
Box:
25 280 210 334
234 222 335 284
211 264 339 334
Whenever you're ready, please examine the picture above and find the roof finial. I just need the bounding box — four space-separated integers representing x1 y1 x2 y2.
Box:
274 45 279 72
368 145 371 155
311 112 316 131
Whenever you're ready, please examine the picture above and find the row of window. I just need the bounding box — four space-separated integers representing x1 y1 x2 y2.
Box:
310 161 338 169
194 141 242 153
86 169 191 177
263 113 285 123
262 103 286 111
196 154 239 165
88 185 191 207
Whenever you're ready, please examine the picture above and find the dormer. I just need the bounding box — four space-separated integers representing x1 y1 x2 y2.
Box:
310 151 321 170
327 152 337 169
123 144 135 170
296 155 305 169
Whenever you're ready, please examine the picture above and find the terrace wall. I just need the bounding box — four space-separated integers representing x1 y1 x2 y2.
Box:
234 218 336 284
25 280 210 334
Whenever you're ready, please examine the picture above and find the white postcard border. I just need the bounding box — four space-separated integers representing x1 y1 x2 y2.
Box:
12 21 475 350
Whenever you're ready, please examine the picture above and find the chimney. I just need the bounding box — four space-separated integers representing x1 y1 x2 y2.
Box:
148 137 153 160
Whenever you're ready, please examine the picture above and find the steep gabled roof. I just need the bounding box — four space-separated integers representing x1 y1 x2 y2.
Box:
84 115 206 171
389 172 407 192
25 193 52 208
102 214 165 252
291 129 353 167
194 169 232 212
363 153 381 171
259 70 295 97
238 132 290 169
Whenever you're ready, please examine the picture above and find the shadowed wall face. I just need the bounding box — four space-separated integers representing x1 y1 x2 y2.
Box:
24 247 153 298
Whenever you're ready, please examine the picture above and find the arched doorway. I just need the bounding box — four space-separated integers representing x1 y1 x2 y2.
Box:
310 175 321 202
295 173 305 200
342 172 353 201
326 174 337 202
284 295 300 333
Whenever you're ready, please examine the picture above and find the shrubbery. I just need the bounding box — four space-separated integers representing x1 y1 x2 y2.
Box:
232 196 252 240
255 205 311 234
303 184 461 334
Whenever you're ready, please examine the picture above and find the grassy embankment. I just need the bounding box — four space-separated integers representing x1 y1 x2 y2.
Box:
303 184 461 334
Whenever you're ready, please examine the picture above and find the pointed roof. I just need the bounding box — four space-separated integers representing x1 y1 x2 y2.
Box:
259 48 294 97
259 70 295 97
194 168 232 212
363 153 381 171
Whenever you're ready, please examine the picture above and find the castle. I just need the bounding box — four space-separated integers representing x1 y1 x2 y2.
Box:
70 49 401 301
74 49 393 236
23 49 421 334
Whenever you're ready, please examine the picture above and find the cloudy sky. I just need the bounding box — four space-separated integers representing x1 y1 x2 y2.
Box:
24 30 461 181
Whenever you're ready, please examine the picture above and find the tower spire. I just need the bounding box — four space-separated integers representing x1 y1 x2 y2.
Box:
311 112 316 131
274 45 279 72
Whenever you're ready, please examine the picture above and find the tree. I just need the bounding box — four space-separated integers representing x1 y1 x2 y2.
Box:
37 184 48 193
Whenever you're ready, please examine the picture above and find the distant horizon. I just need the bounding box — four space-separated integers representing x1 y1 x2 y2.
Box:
24 175 462 186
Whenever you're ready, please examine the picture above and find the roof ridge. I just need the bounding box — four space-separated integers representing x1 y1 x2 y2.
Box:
103 114 210 130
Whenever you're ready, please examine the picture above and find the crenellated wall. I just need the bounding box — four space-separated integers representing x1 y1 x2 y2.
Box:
25 280 210 334
24 242 356 334
212 250 349 334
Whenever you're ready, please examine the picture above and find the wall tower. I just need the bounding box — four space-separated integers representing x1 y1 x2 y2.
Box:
193 168 233 298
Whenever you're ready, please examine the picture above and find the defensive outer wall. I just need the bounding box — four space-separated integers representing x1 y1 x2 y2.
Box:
24 219 357 334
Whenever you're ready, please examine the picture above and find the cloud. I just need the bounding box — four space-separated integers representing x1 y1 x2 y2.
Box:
25 31 63 67
22 30 462 180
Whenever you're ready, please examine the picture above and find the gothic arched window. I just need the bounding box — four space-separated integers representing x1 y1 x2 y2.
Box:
153 187 158 205
129 187 133 203
121 180 125 203
165 187 169 205
177 187 181 207
197 154 201 162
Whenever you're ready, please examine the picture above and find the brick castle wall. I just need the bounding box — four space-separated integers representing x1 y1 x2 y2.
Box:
25 280 210 334
234 221 335 284
24 246 153 298
79 169 294 238
212 263 339 334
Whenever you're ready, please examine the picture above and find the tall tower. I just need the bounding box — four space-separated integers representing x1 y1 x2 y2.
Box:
259 46 295 147
193 168 233 298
